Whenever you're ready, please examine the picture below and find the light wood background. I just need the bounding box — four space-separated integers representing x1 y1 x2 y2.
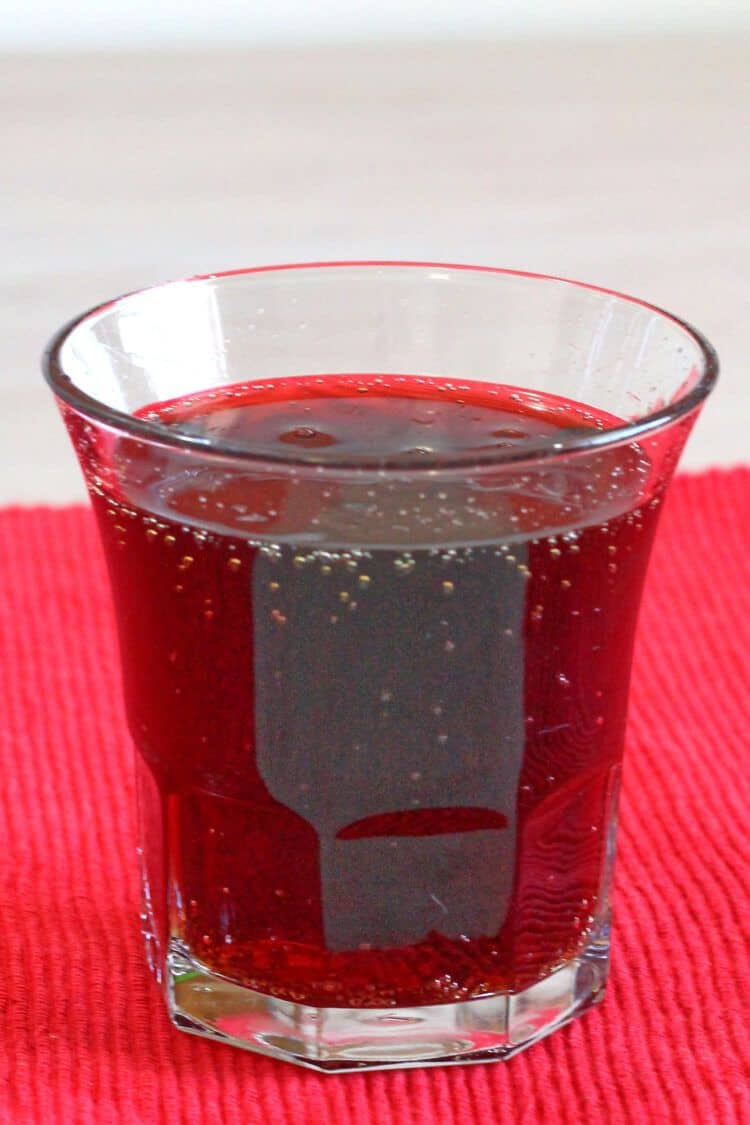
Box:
2 37 747 502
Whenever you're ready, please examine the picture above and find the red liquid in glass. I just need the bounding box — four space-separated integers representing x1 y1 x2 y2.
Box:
86 375 660 1007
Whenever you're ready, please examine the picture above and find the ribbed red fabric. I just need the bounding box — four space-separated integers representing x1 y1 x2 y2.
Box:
0 468 748 1124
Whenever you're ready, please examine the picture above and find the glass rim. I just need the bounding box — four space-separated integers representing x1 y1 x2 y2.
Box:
43 261 719 473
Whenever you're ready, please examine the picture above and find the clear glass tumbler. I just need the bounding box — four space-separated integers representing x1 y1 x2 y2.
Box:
44 263 717 1071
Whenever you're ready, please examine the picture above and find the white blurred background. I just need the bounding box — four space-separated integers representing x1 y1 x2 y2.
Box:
2 1 748 500
4 0 750 47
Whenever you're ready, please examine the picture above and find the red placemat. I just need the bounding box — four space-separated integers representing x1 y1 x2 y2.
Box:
0 468 748 1124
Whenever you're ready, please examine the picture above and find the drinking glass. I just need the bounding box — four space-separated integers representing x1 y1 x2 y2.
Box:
44 263 717 1071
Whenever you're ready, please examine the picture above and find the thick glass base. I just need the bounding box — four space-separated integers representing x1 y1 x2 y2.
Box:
165 933 609 1073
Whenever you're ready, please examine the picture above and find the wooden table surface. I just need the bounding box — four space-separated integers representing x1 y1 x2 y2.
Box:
2 38 747 502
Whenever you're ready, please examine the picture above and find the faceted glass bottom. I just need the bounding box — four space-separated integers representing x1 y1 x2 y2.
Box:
165 929 609 1073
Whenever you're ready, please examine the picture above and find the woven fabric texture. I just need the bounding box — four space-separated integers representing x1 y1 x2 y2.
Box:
0 468 748 1124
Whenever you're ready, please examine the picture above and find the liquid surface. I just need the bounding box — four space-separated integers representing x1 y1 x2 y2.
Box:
79 375 661 1007
144 373 601 464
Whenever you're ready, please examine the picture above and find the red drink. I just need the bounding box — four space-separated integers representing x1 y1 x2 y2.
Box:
81 374 660 1009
